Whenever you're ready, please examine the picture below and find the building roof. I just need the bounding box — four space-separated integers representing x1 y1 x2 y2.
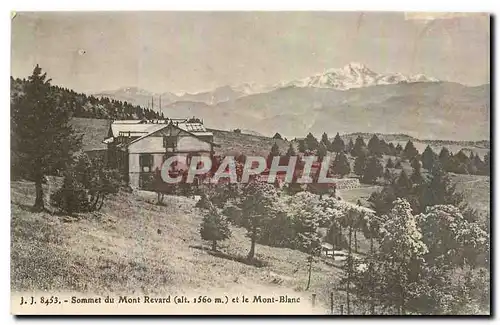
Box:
110 122 165 138
107 119 218 148
129 122 218 147
109 120 210 138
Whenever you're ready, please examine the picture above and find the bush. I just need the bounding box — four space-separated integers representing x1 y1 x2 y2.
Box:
51 154 122 214
50 169 90 215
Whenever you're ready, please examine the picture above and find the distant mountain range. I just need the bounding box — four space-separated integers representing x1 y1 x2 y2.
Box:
94 63 490 141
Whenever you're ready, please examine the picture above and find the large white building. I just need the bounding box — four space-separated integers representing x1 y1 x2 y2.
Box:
104 118 217 189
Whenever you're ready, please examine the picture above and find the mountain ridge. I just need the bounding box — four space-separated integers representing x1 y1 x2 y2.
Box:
94 62 442 106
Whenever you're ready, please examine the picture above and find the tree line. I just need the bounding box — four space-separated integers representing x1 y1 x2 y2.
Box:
11 76 163 121
11 65 122 212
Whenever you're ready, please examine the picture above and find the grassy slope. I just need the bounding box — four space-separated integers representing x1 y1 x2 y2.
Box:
11 179 346 312
210 128 290 157
450 173 490 216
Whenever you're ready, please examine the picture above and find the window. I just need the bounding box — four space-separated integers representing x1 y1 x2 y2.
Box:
139 154 153 173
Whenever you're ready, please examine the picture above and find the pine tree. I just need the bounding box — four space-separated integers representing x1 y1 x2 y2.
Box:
379 139 390 155
273 132 283 140
317 142 328 162
320 132 331 149
331 132 345 153
200 202 232 251
362 156 384 184
352 136 366 157
402 140 419 161
386 158 395 169
410 157 424 186
333 151 351 178
420 163 464 209
298 139 307 153
439 147 451 172
483 151 490 175
383 168 393 184
11 65 82 210
267 143 281 167
395 170 412 197
285 142 296 157
367 134 382 157
472 154 484 175
395 160 402 169
305 133 319 151
354 153 366 176
421 145 436 170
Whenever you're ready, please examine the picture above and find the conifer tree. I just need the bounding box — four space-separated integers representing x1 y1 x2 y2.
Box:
402 140 419 161
298 139 307 153
483 151 490 176
354 153 367 176
11 65 82 210
362 156 384 184
395 170 412 197
267 143 281 167
352 136 366 157
320 132 331 149
421 145 437 170
273 132 283 140
439 147 451 172
331 132 345 153
410 157 424 186
367 134 382 157
305 133 319 151
285 142 296 157
386 158 395 169
318 142 328 162
333 151 351 178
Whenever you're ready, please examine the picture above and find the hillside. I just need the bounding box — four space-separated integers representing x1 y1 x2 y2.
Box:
210 129 289 157
10 179 339 314
10 77 162 120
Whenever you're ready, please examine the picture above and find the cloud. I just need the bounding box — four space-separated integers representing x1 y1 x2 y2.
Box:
404 12 488 21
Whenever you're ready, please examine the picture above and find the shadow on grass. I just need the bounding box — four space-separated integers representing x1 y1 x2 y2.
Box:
189 245 269 268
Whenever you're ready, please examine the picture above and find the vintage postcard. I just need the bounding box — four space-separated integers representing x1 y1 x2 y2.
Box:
10 12 490 315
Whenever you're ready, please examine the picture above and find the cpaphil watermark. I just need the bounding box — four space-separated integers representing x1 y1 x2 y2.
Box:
159 155 337 184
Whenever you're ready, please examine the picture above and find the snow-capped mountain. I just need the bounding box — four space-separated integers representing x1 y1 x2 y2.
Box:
280 62 440 90
96 63 440 107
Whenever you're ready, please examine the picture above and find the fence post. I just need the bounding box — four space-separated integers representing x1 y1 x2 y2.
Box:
330 292 334 314
311 293 316 308
340 304 344 315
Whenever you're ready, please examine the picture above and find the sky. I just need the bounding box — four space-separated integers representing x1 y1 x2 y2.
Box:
11 11 490 94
